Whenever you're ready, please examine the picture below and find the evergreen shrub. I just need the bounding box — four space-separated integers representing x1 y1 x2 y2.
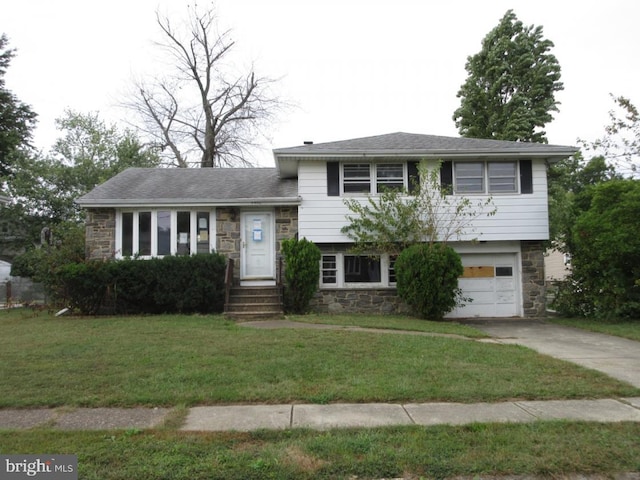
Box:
281 237 321 313
395 243 464 320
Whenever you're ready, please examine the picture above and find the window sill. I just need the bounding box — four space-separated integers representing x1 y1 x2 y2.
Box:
320 285 397 290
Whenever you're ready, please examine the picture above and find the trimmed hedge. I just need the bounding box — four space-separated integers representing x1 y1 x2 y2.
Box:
57 253 227 315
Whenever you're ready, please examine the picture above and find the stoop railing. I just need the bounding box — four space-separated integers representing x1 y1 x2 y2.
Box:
224 258 235 308
276 255 285 309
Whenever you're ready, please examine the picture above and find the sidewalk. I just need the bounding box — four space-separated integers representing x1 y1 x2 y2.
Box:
2 398 640 431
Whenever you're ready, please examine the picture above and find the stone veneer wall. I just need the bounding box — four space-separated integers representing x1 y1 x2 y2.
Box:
310 288 406 314
85 209 116 260
521 240 546 317
275 206 298 255
308 243 406 314
216 206 298 282
216 207 241 279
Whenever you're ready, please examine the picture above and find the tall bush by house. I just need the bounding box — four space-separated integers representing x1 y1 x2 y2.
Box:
395 243 464 320
281 237 321 314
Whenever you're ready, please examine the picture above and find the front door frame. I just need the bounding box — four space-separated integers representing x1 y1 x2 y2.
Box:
240 209 276 285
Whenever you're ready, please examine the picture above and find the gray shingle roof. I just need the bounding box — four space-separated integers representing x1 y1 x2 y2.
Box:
77 168 299 207
273 132 577 156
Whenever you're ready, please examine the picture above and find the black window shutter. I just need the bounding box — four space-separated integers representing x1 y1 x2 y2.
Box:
440 161 453 193
327 161 340 196
407 161 419 193
520 160 533 194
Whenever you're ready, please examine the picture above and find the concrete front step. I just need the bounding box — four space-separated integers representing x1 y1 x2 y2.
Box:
226 303 283 313
230 286 280 295
229 295 281 304
225 311 285 320
225 286 284 319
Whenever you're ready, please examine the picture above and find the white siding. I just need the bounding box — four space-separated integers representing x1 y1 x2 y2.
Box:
297 159 550 243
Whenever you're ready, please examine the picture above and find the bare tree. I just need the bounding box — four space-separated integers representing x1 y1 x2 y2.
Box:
580 94 640 178
126 6 280 168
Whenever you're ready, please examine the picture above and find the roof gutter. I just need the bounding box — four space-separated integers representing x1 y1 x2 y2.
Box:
274 149 578 159
76 196 302 209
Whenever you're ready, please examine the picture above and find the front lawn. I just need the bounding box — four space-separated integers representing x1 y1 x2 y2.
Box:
549 317 640 342
1 309 638 407
2 422 639 479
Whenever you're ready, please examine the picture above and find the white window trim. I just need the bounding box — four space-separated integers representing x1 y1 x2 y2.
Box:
453 161 519 195
341 162 407 196
320 253 396 289
115 208 216 259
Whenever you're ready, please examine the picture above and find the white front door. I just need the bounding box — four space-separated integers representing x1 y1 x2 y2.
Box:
241 211 275 281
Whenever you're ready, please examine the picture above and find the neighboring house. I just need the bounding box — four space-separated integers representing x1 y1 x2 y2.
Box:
545 248 572 283
77 132 577 318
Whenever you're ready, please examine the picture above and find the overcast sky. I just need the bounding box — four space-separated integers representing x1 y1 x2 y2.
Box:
4 0 640 166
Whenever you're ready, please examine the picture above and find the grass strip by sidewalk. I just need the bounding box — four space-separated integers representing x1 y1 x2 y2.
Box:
1 310 639 407
549 317 640 342
1 422 639 479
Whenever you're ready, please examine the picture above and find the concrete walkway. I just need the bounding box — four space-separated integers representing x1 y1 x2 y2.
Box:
2 398 640 432
459 319 640 388
180 398 640 432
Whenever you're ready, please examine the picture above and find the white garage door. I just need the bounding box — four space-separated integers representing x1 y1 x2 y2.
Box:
447 253 520 318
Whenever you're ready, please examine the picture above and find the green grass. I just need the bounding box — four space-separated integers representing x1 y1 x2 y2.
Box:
1 422 639 479
549 317 640 342
286 313 489 338
1 309 638 407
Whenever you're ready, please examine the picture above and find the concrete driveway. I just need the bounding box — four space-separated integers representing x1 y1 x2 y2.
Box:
459 319 640 388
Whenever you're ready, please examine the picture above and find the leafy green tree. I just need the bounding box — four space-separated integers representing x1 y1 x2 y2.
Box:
0 34 37 177
7 110 160 227
453 10 563 143
547 154 620 247
553 179 640 318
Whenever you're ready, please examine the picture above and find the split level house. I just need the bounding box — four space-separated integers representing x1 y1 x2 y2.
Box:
77 132 577 318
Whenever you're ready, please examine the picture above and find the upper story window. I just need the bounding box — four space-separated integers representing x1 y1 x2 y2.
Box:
488 162 517 193
455 162 485 193
329 159 533 197
117 209 215 258
343 164 371 193
376 164 404 192
339 162 406 195
454 161 518 194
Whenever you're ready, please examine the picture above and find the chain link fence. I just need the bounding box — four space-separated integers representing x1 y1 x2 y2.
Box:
0 277 45 307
